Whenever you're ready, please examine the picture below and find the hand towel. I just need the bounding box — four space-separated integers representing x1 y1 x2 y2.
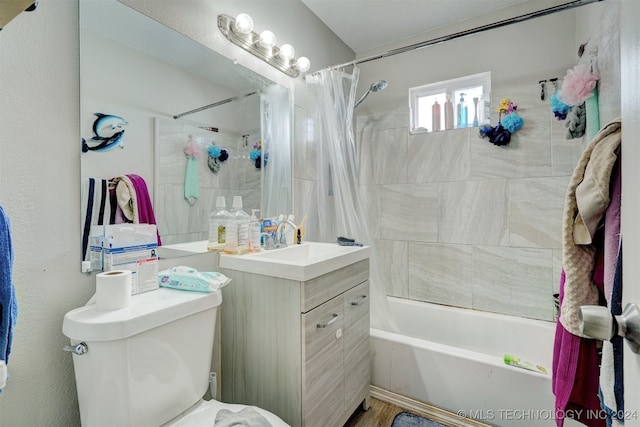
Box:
81 178 112 261
560 118 621 337
0 206 17 369
184 157 199 205
126 174 162 246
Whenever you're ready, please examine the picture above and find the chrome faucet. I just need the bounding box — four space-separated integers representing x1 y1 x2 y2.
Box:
274 220 297 248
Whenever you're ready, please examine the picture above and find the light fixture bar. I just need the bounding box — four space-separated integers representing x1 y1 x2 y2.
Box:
217 14 300 78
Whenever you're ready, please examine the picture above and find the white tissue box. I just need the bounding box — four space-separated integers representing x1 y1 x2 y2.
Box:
102 224 159 295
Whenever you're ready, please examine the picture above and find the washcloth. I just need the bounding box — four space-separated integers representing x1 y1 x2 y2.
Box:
560 118 621 337
184 157 199 205
113 175 161 245
214 407 273 427
552 268 605 427
0 206 17 369
81 178 112 261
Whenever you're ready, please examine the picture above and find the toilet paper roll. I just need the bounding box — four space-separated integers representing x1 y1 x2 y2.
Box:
96 270 132 311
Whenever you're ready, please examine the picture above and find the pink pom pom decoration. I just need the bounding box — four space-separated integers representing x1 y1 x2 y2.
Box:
558 63 600 107
184 140 202 158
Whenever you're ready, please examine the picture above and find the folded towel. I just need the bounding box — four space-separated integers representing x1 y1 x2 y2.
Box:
214 407 273 427
0 206 17 373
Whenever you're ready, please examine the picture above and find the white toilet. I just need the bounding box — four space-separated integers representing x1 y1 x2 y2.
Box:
62 287 289 426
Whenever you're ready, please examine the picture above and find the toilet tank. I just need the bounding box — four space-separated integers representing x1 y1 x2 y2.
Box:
63 288 222 427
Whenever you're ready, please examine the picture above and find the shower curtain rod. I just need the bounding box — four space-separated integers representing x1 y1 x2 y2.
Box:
173 90 258 119
316 0 603 73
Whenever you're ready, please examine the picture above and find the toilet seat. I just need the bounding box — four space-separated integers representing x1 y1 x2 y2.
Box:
164 399 290 427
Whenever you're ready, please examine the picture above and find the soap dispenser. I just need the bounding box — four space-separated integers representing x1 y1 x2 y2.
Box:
456 93 468 129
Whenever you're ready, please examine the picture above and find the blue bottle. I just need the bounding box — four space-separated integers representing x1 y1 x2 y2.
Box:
457 93 468 128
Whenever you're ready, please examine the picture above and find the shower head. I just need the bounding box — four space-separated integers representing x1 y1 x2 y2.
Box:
354 80 388 109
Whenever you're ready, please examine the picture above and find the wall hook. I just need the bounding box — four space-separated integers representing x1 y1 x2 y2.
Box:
538 80 547 101
549 78 559 93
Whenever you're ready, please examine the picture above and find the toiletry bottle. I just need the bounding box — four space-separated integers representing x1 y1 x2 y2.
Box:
431 99 441 132
444 95 454 130
249 209 262 253
472 97 479 126
457 93 467 128
207 196 231 252
224 196 250 255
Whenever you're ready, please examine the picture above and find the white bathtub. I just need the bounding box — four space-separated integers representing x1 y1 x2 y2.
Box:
371 297 561 426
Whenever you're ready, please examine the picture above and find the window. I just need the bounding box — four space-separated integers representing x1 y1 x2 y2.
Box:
409 72 491 134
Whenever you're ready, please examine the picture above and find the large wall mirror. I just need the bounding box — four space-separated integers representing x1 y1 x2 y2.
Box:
80 0 292 266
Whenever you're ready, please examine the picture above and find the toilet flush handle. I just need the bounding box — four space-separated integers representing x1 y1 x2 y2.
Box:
63 342 88 356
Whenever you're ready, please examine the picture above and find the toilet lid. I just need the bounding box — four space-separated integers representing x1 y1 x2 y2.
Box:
164 399 290 427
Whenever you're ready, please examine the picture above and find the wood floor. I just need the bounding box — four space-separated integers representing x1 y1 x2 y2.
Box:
344 397 439 427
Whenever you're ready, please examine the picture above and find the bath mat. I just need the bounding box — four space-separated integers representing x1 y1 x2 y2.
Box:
391 412 448 427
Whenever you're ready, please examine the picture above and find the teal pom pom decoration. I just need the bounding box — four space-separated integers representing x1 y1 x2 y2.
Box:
208 145 221 158
501 112 524 133
551 92 570 120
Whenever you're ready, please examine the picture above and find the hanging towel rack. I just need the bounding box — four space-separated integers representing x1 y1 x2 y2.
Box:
173 91 258 119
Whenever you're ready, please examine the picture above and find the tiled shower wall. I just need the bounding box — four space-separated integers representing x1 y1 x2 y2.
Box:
156 118 261 245
293 3 620 322
356 84 583 322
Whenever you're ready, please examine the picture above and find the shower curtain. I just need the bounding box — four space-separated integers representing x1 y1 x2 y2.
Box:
306 67 391 329
260 83 292 218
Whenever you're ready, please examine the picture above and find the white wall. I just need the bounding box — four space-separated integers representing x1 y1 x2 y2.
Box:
0 1 352 425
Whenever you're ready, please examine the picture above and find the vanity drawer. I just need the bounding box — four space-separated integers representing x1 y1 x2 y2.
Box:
301 259 369 313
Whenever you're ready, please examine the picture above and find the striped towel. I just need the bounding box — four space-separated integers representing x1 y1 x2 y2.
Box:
81 178 113 261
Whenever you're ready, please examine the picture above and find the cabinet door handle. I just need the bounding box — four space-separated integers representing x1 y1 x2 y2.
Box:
317 313 339 329
350 295 368 306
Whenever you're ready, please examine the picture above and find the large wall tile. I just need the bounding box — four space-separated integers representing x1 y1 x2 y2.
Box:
379 184 438 242
408 243 472 308
377 240 409 298
471 106 551 179
438 180 509 245
472 246 554 320
551 115 587 177
358 126 408 185
407 129 470 183
509 177 568 249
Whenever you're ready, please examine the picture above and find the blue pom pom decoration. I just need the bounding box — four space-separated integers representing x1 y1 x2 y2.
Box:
551 92 570 120
208 145 221 158
249 149 261 161
501 112 524 133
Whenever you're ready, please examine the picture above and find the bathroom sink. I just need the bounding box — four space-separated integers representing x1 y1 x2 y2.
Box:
219 241 369 281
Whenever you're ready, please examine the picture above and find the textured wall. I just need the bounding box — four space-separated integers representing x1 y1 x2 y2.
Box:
0 1 91 426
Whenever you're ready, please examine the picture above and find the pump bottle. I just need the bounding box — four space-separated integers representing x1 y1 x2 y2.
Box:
249 209 262 252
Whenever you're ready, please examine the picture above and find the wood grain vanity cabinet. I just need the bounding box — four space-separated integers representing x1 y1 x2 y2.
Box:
219 259 370 427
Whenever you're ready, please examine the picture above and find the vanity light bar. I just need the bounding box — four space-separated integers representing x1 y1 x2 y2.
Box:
217 14 310 78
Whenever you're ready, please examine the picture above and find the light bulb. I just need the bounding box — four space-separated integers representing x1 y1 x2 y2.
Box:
278 43 295 61
296 56 310 72
259 30 276 50
234 13 253 34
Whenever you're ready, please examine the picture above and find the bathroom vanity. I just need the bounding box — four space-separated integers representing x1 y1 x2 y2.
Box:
219 242 370 427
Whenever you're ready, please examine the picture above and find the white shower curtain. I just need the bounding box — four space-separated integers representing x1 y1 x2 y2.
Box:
306 67 391 329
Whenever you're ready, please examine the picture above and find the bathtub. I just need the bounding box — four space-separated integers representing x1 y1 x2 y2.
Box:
371 297 563 426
